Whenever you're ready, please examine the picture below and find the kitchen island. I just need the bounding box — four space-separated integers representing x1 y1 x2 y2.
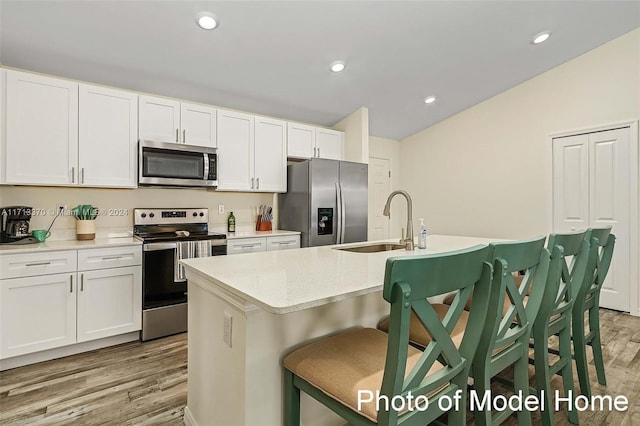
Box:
180 235 503 426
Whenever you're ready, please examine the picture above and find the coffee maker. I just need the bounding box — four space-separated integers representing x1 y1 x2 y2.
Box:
0 206 38 244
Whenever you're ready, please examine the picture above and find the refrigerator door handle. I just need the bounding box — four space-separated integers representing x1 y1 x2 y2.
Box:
335 182 342 244
339 182 346 244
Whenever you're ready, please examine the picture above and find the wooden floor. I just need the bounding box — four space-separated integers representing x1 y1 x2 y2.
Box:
0 309 639 425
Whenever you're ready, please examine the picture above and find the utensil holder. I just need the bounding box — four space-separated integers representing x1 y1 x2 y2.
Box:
256 216 272 231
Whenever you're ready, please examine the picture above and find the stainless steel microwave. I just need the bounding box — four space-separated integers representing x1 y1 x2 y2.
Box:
139 140 218 187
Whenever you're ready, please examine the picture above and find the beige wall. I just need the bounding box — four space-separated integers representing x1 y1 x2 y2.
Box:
369 136 403 238
400 29 639 240
0 186 273 239
334 107 369 163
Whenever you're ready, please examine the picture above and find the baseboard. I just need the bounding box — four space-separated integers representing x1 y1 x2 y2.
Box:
0 331 140 371
183 406 196 426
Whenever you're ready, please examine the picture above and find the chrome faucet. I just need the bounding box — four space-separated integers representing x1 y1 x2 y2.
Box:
383 190 414 250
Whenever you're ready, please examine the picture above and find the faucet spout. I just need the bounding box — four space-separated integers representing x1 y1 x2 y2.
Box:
382 190 414 250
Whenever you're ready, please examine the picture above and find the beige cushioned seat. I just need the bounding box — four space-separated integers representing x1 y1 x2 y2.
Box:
282 328 444 423
377 304 468 349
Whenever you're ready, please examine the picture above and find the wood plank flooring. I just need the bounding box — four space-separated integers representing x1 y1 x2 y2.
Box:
0 309 639 425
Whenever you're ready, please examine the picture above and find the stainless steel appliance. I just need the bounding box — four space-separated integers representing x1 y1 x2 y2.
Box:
134 208 226 341
279 158 368 247
0 206 38 245
139 140 218 187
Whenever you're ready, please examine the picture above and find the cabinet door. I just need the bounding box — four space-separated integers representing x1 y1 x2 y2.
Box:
254 116 287 192
316 128 344 161
138 95 180 143
227 238 267 255
266 235 300 251
1 273 77 358
79 85 138 187
77 266 142 343
217 109 254 191
287 122 315 159
5 70 78 185
181 103 217 148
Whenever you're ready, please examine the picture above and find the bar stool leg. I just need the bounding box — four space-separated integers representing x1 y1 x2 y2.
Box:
572 311 591 399
559 321 579 424
532 325 554 426
513 344 532 426
284 370 301 426
589 305 607 386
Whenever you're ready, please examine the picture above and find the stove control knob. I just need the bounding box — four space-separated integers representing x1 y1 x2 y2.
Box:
149 213 155 218
199 212 204 217
193 212 198 217
141 213 147 218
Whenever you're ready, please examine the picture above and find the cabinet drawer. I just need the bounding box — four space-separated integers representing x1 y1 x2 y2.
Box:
227 237 266 255
78 246 142 271
0 250 77 279
266 235 300 251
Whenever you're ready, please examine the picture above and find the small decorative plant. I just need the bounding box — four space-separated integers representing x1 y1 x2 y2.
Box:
71 204 99 220
71 204 98 240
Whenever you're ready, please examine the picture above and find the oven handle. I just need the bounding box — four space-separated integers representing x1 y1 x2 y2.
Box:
143 240 226 251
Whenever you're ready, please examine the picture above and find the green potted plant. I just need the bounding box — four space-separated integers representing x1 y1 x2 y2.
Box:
71 204 99 240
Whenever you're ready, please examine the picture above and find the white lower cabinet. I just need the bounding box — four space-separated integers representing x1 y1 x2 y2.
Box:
0 245 142 360
227 234 300 255
0 273 77 358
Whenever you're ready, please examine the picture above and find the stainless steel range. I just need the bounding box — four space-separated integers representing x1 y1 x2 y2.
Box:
134 208 226 341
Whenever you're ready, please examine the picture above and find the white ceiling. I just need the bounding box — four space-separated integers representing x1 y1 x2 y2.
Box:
1 1 638 140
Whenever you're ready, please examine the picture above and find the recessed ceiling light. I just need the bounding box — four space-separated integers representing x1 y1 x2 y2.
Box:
424 96 436 104
531 31 551 44
196 12 219 30
330 61 346 73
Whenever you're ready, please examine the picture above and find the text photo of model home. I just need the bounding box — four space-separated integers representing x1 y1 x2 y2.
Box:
0 1 638 425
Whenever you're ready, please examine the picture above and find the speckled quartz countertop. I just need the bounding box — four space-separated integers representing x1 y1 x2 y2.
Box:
181 234 504 314
0 237 142 254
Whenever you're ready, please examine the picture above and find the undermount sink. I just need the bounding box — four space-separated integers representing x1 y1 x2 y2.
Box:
336 243 406 253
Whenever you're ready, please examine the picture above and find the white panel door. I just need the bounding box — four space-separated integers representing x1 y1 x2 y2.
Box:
181 103 217 148
5 70 78 185
138 95 180 143
368 157 391 240
254 116 286 192
77 266 142 343
287 122 315 158
589 128 630 311
217 110 254 191
316 128 344 160
79 84 138 187
552 134 589 233
0 273 77 358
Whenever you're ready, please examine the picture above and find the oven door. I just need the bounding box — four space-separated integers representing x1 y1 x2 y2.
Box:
139 140 218 187
142 242 187 309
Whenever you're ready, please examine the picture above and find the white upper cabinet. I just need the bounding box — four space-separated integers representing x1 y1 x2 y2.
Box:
254 116 287 192
287 123 315 159
139 95 216 148
79 84 138 188
287 122 344 160
315 128 344 161
217 109 254 191
5 70 78 185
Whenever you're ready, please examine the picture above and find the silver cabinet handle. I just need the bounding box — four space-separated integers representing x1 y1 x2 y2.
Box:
256 177 259 189
317 147 320 158
80 273 84 291
276 241 296 245
81 167 85 184
183 129 186 143
101 256 124 260
26 261 51 267
251 177 255 189
71 167 75 183
240 244 260 248
176 128 179 142
70 274 73 292
313 147 317 157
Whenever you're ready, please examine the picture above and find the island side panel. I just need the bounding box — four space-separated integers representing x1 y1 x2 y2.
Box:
186 273 389 426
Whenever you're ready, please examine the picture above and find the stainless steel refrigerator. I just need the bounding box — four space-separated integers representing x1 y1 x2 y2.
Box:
279 158 368 247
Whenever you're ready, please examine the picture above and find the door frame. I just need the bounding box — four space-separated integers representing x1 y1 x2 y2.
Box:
546 120 639 316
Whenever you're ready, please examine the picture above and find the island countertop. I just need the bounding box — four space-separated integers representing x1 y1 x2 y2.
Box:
180 234 503 314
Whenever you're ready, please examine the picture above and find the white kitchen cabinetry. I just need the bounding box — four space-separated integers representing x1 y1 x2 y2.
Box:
217 112 286 192
287 123 344 160
5 70 78 185
139 95 216 148
0 245 142 359
79 84 138 187
227 234 300 255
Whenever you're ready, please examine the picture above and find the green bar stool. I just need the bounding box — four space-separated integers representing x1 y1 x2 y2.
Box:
531 231 596 426
282 245 494 426
572 228 615 398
